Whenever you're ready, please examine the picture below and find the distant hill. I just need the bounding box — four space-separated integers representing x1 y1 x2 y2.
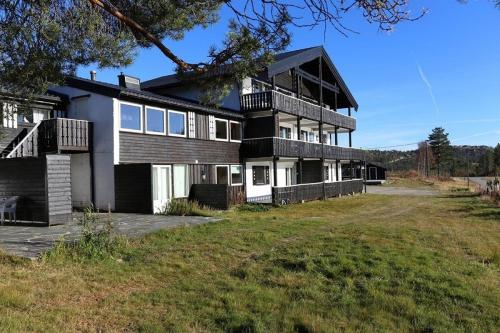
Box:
365 145 496 176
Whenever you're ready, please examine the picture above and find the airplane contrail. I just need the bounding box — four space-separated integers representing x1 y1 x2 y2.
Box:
417 63 440 115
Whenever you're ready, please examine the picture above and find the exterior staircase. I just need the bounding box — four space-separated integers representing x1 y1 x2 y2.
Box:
0 127 28 158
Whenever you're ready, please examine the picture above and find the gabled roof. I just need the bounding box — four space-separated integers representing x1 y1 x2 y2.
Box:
141 46 358 110
0 84 63 105
267 46 358 110
61 76 244 119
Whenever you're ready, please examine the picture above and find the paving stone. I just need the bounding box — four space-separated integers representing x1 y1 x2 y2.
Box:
0 213 218 259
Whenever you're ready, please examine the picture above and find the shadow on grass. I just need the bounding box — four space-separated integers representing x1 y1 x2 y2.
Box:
448 195 500 221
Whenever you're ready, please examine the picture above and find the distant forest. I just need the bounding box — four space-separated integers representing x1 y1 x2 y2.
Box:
366 145 498 177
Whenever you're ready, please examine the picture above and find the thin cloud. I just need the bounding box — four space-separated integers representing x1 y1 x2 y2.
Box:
451 130 500 143
417 63 440 115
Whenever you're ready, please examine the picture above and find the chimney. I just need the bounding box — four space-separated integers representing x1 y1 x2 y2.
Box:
90 70 97 81
118 73 141 90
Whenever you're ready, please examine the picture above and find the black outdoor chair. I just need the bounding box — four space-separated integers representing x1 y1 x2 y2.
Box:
0 196 20 225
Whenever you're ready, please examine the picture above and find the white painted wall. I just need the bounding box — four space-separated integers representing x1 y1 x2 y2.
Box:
71 153 92 208
245 160 273 199
50 86 117 210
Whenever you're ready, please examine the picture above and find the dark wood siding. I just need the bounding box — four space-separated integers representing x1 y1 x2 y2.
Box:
45 155 72 225
0 157 46 222
114 164 152 214
189 184 245 210
189 164 215 185
0 155 72 224
120 132 241 164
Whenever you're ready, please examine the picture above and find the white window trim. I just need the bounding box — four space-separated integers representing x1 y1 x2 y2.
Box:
145 106 167 135
119 101 143 133
173 164 189 198
215 165 230 184
230 164 244 186
168 110 187 138
214 118 229 141
229 120 242 143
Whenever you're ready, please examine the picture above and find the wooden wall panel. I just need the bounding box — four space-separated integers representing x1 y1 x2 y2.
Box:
46 155 72 225
120 132 241 164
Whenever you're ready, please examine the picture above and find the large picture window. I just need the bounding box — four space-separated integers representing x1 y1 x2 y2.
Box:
216 165 229 184
252 166 269 185
230 121 242 142
145 107 166 134
230 165 243 185
215 119 228 141
168 110 186 137
120 102 142 132
173 164 189 198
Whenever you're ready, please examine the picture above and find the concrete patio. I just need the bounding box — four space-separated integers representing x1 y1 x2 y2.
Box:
0 213 218 259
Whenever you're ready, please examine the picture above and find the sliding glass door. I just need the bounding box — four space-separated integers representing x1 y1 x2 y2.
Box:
152 165 172 213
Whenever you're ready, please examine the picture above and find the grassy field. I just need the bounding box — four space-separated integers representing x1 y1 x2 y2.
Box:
0 191 499 332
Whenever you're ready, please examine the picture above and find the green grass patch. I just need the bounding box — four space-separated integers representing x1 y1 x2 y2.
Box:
0 194 499 332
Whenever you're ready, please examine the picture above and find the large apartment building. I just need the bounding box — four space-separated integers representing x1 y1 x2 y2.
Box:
0 46 365 225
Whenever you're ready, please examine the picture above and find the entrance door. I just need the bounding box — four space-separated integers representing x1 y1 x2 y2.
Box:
152 165 172 213
369 167 377 180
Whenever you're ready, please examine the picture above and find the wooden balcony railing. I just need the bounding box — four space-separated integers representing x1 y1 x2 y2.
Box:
38 118 90 153
242 137 365 160
6 118 90 158
240 90 356 130
272 179 363 205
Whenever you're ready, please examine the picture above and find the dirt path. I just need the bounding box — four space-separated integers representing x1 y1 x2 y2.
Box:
366 186 438 196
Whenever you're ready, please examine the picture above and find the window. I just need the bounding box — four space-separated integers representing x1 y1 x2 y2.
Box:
300 130 308 142
324 166 330 181
230 165 243 185
215 119 228 141
173 164 189 198
285 167 293 186
216 165 229 184
145 107 166 134
168 110 186 137
230 121 242 142
308 132 315 143
252 166 269 185
120 102 142 132
279 126 291 139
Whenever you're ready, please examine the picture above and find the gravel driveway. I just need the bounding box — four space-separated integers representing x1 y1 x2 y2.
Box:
366 186 438 196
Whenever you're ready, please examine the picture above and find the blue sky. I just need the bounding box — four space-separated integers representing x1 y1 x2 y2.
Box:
77 1 500 150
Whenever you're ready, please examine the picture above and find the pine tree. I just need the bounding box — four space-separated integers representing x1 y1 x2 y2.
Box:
428 127 451 177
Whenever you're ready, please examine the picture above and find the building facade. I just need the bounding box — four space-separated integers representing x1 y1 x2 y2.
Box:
0 46 365 224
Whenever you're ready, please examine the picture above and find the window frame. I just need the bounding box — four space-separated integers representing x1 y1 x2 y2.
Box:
252 165 270 186
172 164 189 198
229 120 242 143
119 101 143 133
168 110 187 138
215 118 229 141
215 165 230 185
145 106 167 135
279 126 292 139
230 164 244 186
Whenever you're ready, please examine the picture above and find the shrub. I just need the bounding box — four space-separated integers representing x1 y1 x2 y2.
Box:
237 203 271 212
44 206 125 261
163 199 211 216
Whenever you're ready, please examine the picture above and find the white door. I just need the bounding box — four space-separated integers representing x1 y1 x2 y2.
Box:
152 165 172 213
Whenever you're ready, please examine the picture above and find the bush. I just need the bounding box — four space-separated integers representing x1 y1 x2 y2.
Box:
44 206 125 261
163 199 211 216
237 203 271 212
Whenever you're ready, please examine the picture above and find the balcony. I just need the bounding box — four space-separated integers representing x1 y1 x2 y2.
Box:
240 90 356 130
272 180 363 205
6 118 90 158
242 137 365 160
